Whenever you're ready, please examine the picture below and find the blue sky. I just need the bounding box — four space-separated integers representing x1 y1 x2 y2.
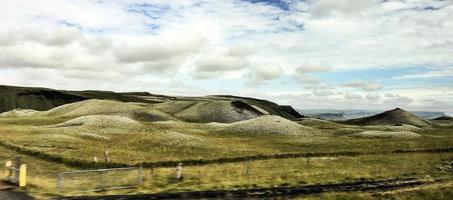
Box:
0 0 452 114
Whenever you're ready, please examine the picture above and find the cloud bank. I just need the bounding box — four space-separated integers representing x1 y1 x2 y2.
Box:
1 0 452 113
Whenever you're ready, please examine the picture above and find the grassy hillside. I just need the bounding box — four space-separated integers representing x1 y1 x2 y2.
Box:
434 116 453 120
0 85 303 122
0 85 87 113
207 95 303 120
0 85 452 199
0 85 151 113
344 108 437 128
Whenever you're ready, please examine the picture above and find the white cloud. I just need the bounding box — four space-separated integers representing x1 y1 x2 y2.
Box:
115 33 205 63
366 93 380 101
246 65 284 87
195 54 249 73
0 0 452 113
383 95 414 107
293 65 331 88
295 65 331 74
312 89 334 96
394 67 453 79
253 66 283 81
344 93 363 100
309 0 377 18
341 80 383 91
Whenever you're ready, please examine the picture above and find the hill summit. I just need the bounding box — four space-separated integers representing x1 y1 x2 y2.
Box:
433 116 453 120
345 108 436 127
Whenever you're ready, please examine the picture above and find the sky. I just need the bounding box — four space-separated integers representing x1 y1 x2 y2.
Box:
0 0 453 114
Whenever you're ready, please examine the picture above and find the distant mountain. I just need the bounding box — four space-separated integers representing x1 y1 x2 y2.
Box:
412 111 447 120
308 113 345 121
298 109 445 120
344 108 437 127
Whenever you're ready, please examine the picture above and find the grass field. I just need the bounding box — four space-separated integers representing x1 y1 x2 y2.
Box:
1 99 453 199
2 143 452 198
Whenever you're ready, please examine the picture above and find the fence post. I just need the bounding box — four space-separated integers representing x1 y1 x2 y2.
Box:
245 161 249 175
101 170 106 191
138 166 144 185
19 164 26 188
5 160 12 180
57 174 62 193
13 157 21 184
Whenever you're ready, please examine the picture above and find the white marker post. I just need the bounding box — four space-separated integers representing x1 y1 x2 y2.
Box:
5 160 12 180
176 163 183 179
19 164 26 188
104 151 110 164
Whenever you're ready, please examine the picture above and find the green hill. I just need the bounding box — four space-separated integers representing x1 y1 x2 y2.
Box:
344 108 437 128
0 85 151 113
433 116 453 120
207 95 303 120
0 85 303 122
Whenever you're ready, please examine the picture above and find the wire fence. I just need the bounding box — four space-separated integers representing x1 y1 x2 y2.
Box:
56 167 143 192
54 152 453 193
141 152 453 191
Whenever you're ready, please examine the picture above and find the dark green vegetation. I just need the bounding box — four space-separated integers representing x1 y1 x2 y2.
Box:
0 85 452 199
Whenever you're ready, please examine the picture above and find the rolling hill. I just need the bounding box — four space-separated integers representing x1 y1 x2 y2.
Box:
344 108 437 127
0 85 304 122
433 116 453 120
207 95 303 120
0 85 149 113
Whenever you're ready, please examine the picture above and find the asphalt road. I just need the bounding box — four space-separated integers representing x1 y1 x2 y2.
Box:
61 177 432 200
0 190 33 200
0 181 33 200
